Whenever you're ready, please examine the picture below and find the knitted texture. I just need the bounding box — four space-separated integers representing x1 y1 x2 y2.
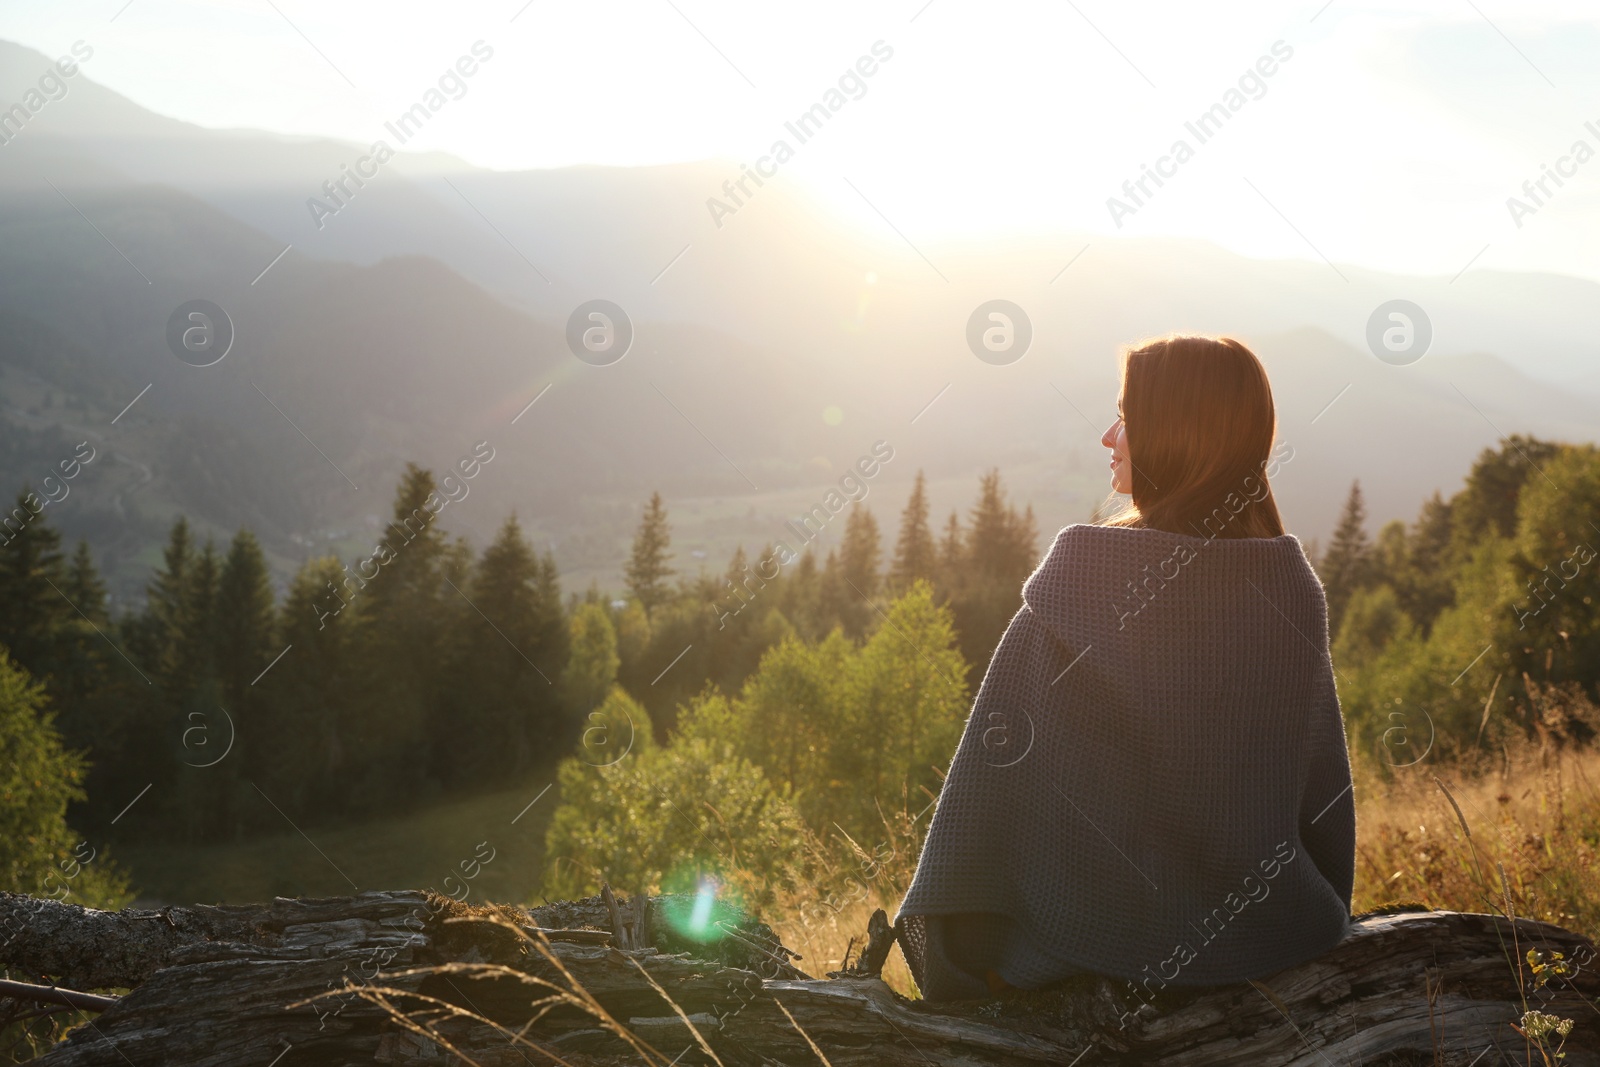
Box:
896 524 1355 1001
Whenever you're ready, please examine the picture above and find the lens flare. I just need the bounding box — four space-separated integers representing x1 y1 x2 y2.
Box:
659 873 741 945
689 878 716 933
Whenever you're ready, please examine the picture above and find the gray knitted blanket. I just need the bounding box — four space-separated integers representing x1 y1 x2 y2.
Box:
896 523 1355 1002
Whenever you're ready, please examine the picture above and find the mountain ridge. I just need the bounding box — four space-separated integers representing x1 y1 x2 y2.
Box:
2 37 1595 602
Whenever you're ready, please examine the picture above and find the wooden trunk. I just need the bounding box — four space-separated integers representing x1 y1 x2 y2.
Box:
3 890 1596 1066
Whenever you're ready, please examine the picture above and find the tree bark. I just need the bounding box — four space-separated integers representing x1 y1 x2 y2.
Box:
3 891 1596 1067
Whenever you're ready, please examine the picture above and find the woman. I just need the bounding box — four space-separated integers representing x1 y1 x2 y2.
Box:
896 334 1354 1007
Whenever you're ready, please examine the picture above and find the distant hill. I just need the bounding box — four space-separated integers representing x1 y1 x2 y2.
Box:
3 38 1598 603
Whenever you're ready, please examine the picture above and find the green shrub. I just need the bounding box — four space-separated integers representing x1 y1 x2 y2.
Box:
0 647 130 908
542 735 806 912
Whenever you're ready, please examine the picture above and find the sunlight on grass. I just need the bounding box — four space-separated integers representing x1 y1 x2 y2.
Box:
769 887 919 997
1353 740 1600 941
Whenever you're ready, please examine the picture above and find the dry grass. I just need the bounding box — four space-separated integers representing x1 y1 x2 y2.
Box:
769 886 918 996
764 808 926 998
1352 739 1600 940
758 736 1600 1004
761 741 1600 1003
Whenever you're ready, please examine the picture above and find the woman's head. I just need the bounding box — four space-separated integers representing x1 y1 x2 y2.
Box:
1099 334 1285 539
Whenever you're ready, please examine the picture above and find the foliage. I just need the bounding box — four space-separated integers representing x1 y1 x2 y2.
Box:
889 470 936 592
0 648 129 908
542 736 807 911
0 463 578 848
1332 583 1416 671
434 515 569 786
15 428 1598 921
1327 438 1600 769
679 630 856 813
669 582 965 848
1448 434 1563 551
1501 444 1600 687
576 684 657 766
1320 480 1372 636
563 601 621 721
543 580 966 932
610 467 1032 731
0 490 69 674
837 504 882 637
624 490 675 613
935 469 1039 682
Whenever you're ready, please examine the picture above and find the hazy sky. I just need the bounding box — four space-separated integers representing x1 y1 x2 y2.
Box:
4 0 1599 282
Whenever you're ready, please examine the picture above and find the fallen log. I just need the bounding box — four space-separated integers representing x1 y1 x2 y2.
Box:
3 890 1596 1066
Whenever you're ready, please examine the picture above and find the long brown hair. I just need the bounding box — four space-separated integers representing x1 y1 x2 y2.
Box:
1102 334 1286 539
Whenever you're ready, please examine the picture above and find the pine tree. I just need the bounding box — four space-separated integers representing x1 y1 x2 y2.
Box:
782 548 823 640
0 488 68 676
817 549 849 638
1403 492 1455 632
64 541 107 625
1372 520 1409 589
719 540 793 679
967 470 1037 585
938 510 964 573
535 550 569 676
180 530 275 840
1318 480 1372 636
165 540 225 840
943 471 1041 681
1411 492 1452 567
890 471 937 591
625 492 675 613
840 505 882 600
434 515 564 784
139 517 194 688
364 464 448 619
345 465 448 814
151 517 194 614
178 541 221 687
48 540 127 764
723 544 751 610
833 506 881 639
215 530 276 710
716 542 778 632
254 556 355 822
103 518 200 839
